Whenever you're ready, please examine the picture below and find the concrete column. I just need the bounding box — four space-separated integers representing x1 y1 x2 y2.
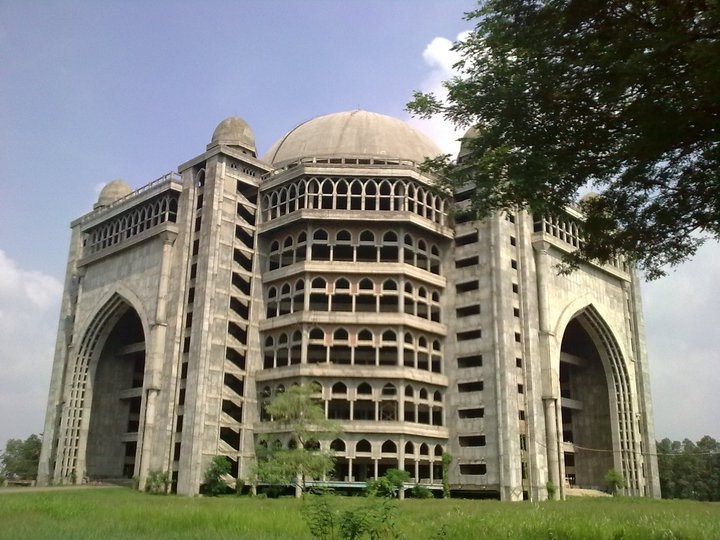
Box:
138 232 176 490
543 398 561 499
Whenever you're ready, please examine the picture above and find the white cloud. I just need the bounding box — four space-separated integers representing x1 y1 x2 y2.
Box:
406 31 471 157
0 250 63 449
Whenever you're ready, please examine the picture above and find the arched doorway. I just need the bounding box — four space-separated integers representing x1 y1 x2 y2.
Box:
558 318 614 489
85 305 146 479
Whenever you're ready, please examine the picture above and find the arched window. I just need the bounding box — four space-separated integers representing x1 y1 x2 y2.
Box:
357 278 375 312
281 236 294 267
381 440 397 453
380 231 399 262
350 179 363 210
332 382 347 394
330 439 346 452
333 328 349 341
309 327 324 340
379 180 392 211
358 328 373 342
293 280 305 312
320 178 334 209
296 232 307 262
356 439 371 453
312 229 330 261
269 240 281 271
381 383 396 396
364 180 377 211
307 178 320 209
266 287 278 318
311 277 326 289
334 230 353 262
357 382 372 395
405 441 414 454
336 179 349 210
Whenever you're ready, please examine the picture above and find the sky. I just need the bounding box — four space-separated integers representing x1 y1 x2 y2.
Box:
0 1 717 451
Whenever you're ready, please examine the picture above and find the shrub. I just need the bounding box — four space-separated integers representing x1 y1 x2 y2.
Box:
145 470 171 494
546 480 557 500
365 476 396 498
409 484 433 499
202 455 231 496
605 468 626 495
441 453 452 498
301 495 337 540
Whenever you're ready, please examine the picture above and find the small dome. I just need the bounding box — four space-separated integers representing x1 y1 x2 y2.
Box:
208 116 256 154
95 179 132 209
580 191 601 203
457 126 479 162
263 110 442 167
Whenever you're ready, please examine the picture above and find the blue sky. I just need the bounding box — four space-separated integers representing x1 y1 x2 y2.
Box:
0 1 717 449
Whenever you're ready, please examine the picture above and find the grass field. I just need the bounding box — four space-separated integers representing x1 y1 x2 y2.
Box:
0 487 719 539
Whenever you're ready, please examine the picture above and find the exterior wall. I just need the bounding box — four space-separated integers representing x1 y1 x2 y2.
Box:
38 121 660 500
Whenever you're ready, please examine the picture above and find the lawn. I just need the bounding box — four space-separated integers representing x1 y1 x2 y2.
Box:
0 487 718 539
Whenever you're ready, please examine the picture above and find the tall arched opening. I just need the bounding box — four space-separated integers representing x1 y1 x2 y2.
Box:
85 305 146 479
558 316 615 490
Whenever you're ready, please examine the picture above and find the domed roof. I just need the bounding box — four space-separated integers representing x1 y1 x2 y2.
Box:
95 179 132 209
208 116 256 154
458 126 479 162
263 110 442 166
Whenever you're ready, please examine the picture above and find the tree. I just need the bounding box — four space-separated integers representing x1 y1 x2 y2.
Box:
254 383 339 497
366 468 410 498
203 455 232 496
657 436 720 501
605 468 626 495
0 434 42 480
407 0 720 279
441 452 452 498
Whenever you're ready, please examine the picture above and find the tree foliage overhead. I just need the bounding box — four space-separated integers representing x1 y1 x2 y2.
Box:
407 0 720 278
657 436 720 501
1 434 42 480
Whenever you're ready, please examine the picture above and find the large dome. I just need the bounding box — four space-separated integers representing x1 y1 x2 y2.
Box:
263 110 442 166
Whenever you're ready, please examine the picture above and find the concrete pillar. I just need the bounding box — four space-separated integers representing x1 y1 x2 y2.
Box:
138 232 175 490
543 398 561 499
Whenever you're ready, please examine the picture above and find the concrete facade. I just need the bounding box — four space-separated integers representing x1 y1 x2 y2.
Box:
38 110 660 499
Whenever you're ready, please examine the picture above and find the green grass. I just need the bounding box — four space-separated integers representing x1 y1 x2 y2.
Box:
0 488 719 539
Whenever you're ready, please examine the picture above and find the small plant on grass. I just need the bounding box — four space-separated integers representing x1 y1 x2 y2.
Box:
340 498 399 539
301 494 337 539
441 452 452 498
366 469 410 498
145 469 171 494
546 480 557 500
366 476 396 498
301 495 399 540
203 455 231 496
409 484 433 499
605 468 626 496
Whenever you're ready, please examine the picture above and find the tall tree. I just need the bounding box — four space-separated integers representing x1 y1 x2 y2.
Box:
408 0 720 278
657 436 720 500
1 434 42 480
254 384 339 496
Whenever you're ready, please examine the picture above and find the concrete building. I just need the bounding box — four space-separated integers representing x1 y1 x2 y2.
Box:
38 110 660 499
